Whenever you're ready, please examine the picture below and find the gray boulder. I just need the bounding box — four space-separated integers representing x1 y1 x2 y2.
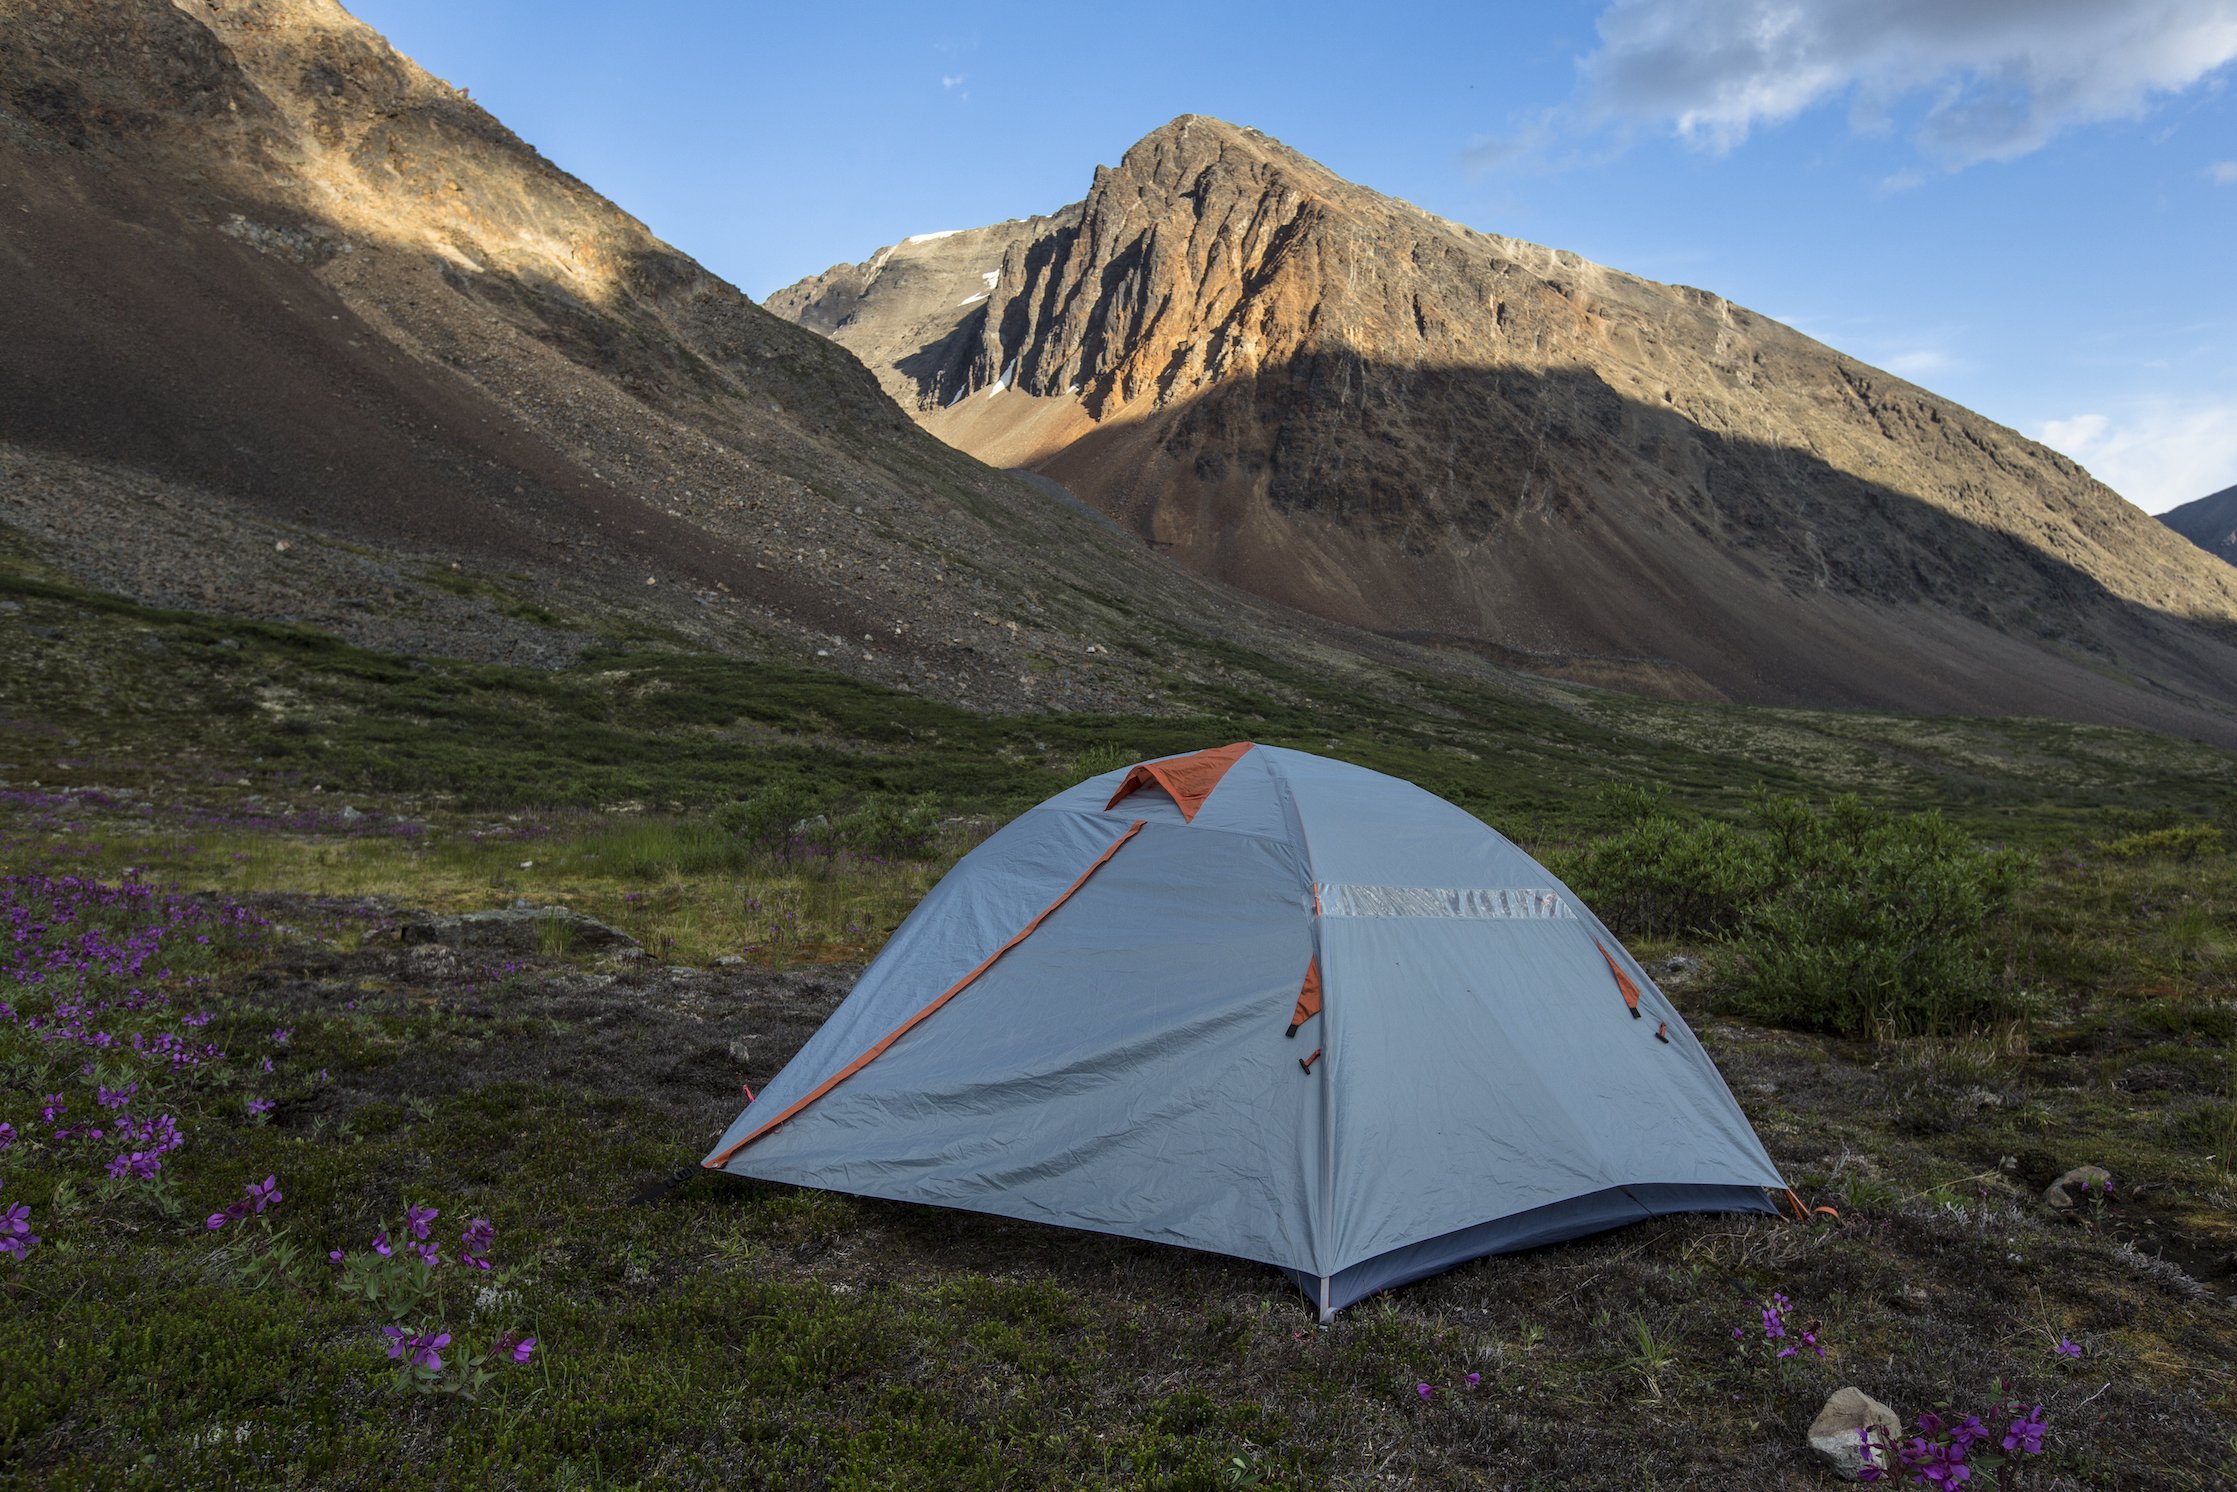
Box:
1807 1387 1902 1481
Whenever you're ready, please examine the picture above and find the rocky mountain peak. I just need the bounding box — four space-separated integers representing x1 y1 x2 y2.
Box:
1107 113 1332 191
770 118 2237 742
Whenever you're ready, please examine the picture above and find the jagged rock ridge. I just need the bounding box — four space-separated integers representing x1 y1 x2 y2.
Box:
773 115 2237 740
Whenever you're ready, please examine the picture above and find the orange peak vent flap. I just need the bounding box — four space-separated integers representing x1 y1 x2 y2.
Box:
1105 742 1255 822
1286 956 1322 1038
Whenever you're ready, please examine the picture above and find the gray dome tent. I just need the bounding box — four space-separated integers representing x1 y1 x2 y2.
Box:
704 744 1787 1318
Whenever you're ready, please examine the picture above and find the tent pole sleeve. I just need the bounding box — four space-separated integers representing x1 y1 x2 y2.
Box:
703 819 1148 1167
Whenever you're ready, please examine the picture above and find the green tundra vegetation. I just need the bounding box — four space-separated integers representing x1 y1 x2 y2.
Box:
2 556 2234 1488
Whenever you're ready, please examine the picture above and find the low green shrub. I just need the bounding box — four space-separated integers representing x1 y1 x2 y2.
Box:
1549 789 1773 940
712 782 826 857
833 793 944 859
1558 791 2030 1039
2101 824 2225 862
1726 796 2030 1039
1069 743 1139 779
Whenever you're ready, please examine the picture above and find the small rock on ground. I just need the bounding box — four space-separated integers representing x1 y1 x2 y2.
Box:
1807 1386 1902 1481
2043 1164 2112 1211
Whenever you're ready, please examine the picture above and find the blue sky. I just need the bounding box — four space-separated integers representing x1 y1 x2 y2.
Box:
348 0 2237 513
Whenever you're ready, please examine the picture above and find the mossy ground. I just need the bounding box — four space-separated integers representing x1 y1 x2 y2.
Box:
3 561 2235 1488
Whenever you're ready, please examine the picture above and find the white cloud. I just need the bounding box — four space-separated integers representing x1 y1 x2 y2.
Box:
2040 413 2110 449
1581 0 2237 165
941 73 965 88
2034 401 2237 512
1880 348 1956 378
2210 160 2237 183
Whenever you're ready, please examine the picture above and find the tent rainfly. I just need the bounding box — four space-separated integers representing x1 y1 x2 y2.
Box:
704 744 1788 1319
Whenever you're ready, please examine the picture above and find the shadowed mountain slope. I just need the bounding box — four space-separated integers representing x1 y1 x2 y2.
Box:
0 4 1384 714
771 115 2237 742
2162 484 2237 568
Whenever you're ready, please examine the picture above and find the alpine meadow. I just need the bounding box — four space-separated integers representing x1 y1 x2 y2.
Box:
4 2 2236 1488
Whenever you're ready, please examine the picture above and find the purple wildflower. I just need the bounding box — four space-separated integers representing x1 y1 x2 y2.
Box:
380 1325 451 1371
0 1122 13 1152
1857 1427 1886 1483
372 1231 392 1257
2055 1337 2081 1358
1739 1291 1825 1360
1464 1372 1480 1388
405 1203 439 1242
0 1183 37 1261
245 1175 280 1214
2002 1404 2047 1456
247 1097 275 1117
495 1332 537 1365
270 1028 291 1044
1919 1451 1970 1488
1414 1382 1432 1401
39 1094 65 1124
329 1248 346 1266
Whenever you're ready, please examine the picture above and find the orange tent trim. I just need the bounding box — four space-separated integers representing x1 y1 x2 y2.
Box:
704 819 1148 1167
1105 742 1255 822
1597 942 1643 1018
1286 956 1322 1037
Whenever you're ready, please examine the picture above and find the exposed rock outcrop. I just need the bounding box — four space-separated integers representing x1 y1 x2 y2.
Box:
775 115 2237 740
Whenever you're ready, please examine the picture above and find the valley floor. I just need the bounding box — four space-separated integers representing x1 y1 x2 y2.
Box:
2 558 2234 1488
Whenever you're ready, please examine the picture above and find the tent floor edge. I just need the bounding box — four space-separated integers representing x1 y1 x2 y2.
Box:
1302 1182 1780 1317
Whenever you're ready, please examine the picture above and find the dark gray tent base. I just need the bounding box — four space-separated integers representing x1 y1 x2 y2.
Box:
1283 1183 1779 1320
